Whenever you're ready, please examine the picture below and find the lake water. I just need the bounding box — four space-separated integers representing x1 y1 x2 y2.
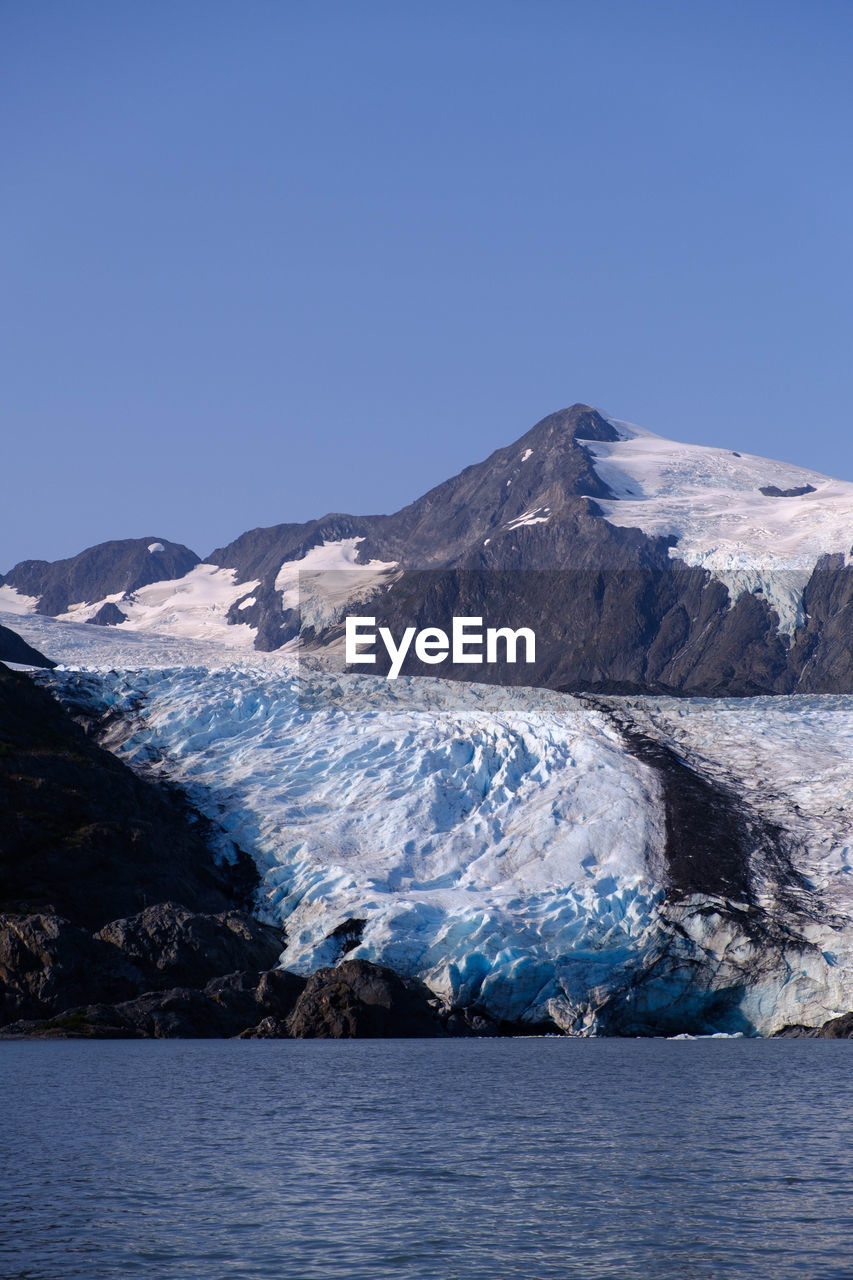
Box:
2 1039 853 1279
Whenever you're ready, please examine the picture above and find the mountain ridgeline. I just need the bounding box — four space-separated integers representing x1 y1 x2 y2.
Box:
5 405 853 695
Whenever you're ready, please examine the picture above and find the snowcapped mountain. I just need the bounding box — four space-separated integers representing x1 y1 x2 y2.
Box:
5 404 853 695
4 404 850 696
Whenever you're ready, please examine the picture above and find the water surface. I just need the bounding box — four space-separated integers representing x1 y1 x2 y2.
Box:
3 1039 852 1279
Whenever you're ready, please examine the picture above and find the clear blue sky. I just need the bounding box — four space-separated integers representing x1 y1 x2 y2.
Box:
3 0 852 567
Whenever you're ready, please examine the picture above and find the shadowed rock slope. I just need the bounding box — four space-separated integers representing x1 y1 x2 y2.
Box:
0 623 55 669
0 663 289 1033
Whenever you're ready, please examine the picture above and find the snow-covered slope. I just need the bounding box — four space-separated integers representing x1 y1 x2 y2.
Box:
0 585 39 616
589 418 853 631
274 537 398 631
56 563 261 648
1 604 292 670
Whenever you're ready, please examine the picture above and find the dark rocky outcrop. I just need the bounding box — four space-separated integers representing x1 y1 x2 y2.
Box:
94 903 283 992
759 484 816 498
284 960 449 1038
818 1011 853 1038
0 911 144 1023
0 968 309 1039
86 601 128 626
0 623 55 669
774 1011 853 1038
0 905 296 1036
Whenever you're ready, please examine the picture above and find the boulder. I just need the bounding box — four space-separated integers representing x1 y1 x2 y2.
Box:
285 959 447 1038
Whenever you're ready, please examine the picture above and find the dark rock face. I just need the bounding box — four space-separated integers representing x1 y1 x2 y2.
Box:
86 601 128 626
3 537 200 615
788 559 853 693
818 1012 853 1038
357 405 620 567
0 906 297 1035
0 969 309 1040
0 623 55 669
285 960 448 1038
0 664 257 929
0 663 291 1037
335 561 794 696
0 912 142 1023
94 903 283 992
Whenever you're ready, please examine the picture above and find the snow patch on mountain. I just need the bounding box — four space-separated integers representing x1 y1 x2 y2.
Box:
274 538 398 631
53 564 260 648
0 585 39 616
504 506 551 531
588 418 853 632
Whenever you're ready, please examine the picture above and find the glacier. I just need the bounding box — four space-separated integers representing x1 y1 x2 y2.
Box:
29 630 853 1036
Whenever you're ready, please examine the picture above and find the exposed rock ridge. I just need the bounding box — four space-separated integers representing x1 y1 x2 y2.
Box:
3 537 199 615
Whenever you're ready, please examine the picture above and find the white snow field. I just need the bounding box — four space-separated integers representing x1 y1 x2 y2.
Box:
56 563 262 648
18 596 853 1035
589 417 853 631
1 606 285 670
274 537 398 629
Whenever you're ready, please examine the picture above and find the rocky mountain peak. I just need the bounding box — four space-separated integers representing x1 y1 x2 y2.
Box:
519 404 622 446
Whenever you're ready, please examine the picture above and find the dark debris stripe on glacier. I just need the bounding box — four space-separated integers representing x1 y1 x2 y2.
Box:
579 694 818 923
